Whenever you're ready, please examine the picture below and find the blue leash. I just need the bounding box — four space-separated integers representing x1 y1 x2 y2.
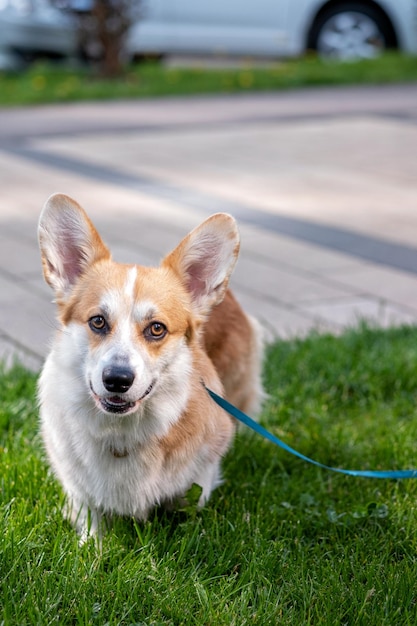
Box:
206 387 417 479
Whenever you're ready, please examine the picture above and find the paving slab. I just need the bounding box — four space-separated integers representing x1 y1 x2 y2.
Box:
302 296 417 330
325 264 417 312
0 336 43 371
233 255 357 305
0 275 53 358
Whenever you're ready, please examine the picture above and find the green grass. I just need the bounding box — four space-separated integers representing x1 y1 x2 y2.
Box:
3 324 417 624
1 52 417 106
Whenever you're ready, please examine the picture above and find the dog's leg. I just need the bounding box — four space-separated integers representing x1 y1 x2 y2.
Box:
64 498 103 545
193 459 223 507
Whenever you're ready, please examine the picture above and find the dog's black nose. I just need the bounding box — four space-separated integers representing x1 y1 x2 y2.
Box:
102 366 135 393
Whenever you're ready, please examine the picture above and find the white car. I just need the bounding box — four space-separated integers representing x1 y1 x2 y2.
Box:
127 0 417 60
1 0 416 71
0 0 77 70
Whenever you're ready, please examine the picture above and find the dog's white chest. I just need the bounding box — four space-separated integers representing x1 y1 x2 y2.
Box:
81 445 166 518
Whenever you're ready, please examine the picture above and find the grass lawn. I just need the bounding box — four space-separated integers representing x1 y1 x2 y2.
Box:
0 52 417 107
2 323 417 624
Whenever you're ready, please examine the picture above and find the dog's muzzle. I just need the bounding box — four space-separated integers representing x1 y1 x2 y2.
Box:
90 378 155 415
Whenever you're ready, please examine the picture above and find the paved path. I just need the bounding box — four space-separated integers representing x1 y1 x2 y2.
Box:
1 83 417 370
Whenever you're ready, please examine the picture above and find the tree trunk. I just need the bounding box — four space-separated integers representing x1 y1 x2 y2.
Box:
78 0 138 78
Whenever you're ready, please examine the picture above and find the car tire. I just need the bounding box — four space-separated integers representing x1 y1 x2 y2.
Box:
308 2 396 60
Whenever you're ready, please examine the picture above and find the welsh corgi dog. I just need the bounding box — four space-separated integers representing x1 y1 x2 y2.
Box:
38 193 263 539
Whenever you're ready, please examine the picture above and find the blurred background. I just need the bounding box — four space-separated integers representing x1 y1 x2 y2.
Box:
1 0 417 72
0 0 417 368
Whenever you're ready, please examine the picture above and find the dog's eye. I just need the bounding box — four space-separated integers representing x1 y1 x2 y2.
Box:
88 316 109 334
144 322 167 340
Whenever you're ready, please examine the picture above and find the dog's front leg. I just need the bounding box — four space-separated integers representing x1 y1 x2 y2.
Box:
194 459 223 508
64 498 104 545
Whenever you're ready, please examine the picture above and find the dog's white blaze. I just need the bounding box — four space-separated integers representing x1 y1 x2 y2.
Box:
124 266 137 299
117 267 142 358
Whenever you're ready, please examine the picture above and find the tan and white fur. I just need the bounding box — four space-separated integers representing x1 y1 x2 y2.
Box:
38 193 263 539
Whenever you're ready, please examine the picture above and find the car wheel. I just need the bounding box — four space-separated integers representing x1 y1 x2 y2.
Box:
308 2 396 60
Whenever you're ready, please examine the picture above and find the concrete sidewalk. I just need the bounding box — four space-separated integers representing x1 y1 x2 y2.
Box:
1 83 417 371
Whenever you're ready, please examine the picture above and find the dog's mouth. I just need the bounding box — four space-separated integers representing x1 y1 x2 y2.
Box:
99 395 136 415
90 381 155 415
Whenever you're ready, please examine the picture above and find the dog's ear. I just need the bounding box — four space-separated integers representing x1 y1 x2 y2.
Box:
162 213 240 315
38 193 110 298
